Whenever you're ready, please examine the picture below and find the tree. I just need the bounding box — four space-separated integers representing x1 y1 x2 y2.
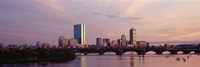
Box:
0 42 3 48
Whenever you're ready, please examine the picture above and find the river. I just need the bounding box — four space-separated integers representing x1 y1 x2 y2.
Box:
2 52 200 67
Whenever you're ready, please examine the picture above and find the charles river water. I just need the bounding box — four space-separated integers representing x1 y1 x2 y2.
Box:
3 52 200 67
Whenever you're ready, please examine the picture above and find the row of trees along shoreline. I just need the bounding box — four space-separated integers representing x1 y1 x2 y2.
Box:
0 48 76 64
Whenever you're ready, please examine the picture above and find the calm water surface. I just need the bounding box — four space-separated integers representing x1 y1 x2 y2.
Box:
3 52 200 67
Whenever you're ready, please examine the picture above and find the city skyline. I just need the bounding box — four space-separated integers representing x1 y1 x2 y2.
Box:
1 0 200 45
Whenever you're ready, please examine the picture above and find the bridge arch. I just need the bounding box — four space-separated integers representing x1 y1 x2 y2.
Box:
162 51 171 54
123 51 138 55
145 51 156 55
184 50 195 54
190 51 195 54
103 52 116 55
194 50 200 54
182 50 192 54
177 51 184 54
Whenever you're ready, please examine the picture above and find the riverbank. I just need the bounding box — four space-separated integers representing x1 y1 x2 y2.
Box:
0 48 76 64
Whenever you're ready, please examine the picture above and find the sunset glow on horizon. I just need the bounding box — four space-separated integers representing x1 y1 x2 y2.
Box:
1 0 200 45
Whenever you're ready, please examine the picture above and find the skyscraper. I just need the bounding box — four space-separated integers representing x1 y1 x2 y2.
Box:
103 38 110 46
74 24 86 45
129 28 137 46
96 37 103 47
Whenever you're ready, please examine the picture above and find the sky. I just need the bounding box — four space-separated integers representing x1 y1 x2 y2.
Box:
0 0 200 46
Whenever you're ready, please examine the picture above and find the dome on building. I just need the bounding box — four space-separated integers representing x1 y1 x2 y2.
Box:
121 34 126 41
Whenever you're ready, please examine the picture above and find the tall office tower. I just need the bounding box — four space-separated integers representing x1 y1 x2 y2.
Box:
74 24 86 45
129 28 137 46
96 38 103 47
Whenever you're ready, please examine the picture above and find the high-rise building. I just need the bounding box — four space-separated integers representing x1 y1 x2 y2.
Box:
59 36 65 47
58 36 68 47
129 28 137 46
96 38 103 47
74 24 86 45
103 38 110 46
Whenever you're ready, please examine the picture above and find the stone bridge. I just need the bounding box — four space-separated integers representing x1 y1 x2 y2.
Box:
74 47 200 55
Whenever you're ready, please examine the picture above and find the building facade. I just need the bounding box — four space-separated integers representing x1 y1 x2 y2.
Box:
121 34 126 41
103 38 110 46
74 24 86 45
121 34 127 46
58 36 68 47
111 40 117 47
96 38 103 47
68 38 78 45
136 41 149 47
129 28 137 46
58 36 78 48
117 39 123 45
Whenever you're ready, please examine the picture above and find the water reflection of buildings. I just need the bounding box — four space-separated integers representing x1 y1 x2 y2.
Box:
81 56 86 67
130 55 134 67
139 55 145 67
130 53 137 67
130 53 145 67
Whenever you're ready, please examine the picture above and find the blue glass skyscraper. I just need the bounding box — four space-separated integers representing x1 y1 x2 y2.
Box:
74 24 86 45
